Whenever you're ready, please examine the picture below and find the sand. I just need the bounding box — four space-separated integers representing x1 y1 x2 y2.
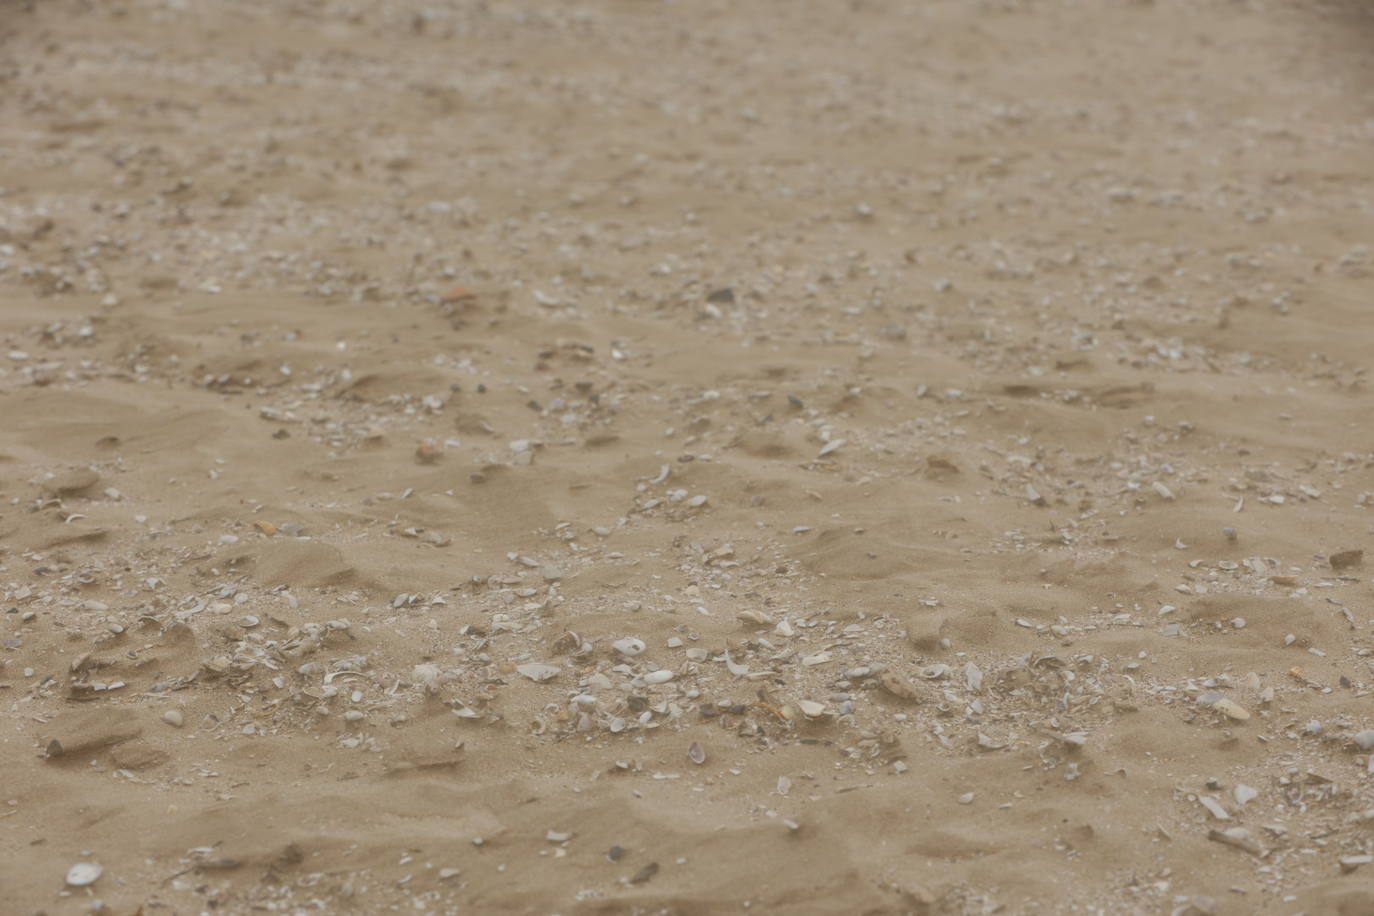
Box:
4 0 1374 913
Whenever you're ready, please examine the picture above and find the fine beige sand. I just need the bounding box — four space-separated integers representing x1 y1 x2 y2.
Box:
4 1 1374 913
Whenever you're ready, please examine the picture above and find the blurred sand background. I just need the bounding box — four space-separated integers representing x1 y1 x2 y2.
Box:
4 0 1374 913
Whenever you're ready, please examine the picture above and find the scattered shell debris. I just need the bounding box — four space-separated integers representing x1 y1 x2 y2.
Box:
2 1 1371 913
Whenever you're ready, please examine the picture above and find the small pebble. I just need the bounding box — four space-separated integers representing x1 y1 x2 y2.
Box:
1331 549 1364 571
629 862 659 884
162 710 184 728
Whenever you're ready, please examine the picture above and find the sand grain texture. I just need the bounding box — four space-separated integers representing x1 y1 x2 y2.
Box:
3 0 1374 913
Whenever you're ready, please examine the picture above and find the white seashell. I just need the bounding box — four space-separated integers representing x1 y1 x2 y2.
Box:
964 663 983 691
643 669 674 685
1199 796 1230 820
66 863 102 887
516 663 561 683
1212 698 1250 721
725 653 750 676
612 638 646 656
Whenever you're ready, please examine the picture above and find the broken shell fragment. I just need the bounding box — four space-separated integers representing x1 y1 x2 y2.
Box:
1212 698 1250 721
516 663 561 683
1198 692 1250 721
879 671 921 701
1207 827 1263 856
612 638 646 656
963 663 983 692
1199 796 1230 820
1341 855 1374 873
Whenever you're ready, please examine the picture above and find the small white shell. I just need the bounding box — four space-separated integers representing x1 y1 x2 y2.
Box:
612 638 646 656
1212 697 1251 721
643 669 674 685
964 663 983 691
66 863 103 887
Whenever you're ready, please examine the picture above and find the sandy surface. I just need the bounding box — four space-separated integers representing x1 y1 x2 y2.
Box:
4 0 1374 913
